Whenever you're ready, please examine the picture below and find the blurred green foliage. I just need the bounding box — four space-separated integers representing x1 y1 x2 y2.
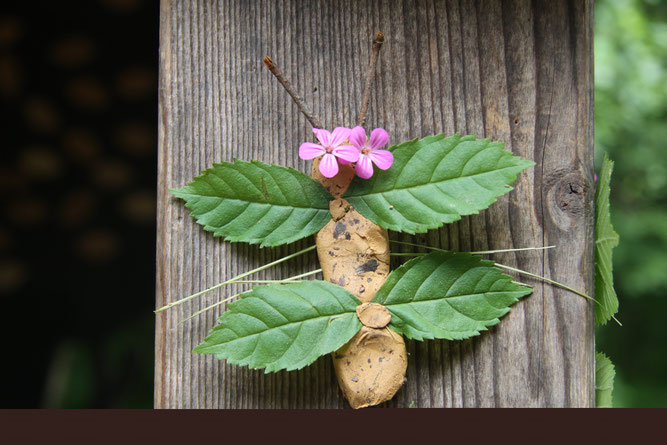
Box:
595 0 667 407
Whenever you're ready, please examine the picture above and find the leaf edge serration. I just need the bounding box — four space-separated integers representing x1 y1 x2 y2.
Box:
344 133 535 234
170 158 334 248
372 250 533 341
193 280 363 373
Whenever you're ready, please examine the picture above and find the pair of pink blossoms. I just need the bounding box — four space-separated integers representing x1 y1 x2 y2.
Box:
298 126 394 179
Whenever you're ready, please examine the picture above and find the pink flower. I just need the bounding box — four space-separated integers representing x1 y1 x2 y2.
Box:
348 126 393 179
298 127 359 178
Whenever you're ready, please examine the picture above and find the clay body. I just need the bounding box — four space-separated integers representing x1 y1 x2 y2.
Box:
312 160 408 408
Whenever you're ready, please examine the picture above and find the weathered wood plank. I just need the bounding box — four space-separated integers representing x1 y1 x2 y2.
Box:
155 0 595 408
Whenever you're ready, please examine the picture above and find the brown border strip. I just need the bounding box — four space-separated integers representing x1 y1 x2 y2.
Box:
1 409 663 443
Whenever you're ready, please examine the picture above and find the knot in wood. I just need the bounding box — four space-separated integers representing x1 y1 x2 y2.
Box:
545 170 589 231
355 302 391 329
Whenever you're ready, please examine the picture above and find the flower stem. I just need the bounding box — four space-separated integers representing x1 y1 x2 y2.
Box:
178 293 240 325
387 240 621 326
358 32 385 127
155 244 317 313
178 268 323 324
230 268 322 284
262 56 323 128
389 239 554 255
469 246 555 255
493 262 593 301
494 262 622 326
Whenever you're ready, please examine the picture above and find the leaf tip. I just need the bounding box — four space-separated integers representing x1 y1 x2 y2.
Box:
169 187 187 198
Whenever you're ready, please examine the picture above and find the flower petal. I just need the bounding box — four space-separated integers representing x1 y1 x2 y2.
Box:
313 128 331 147
333 144 360 163
319 153 339 178
368 128 389 150
355 154 374 179
348 126 367 149
330 127 351 147
368 149 394 170
299 142 325 160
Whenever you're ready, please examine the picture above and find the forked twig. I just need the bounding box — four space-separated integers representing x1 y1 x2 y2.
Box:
358 32 385 127
262 56 323 129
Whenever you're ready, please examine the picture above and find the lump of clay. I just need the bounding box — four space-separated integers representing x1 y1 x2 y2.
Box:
332 326 407 409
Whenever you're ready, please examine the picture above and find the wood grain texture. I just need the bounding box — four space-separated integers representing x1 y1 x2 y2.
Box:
156 0 595 408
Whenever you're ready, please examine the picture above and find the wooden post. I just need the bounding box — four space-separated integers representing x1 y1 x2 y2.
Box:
155 0 595 408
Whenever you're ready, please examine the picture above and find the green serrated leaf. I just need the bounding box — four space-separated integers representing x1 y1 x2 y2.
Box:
595 153 619 325
171 159 333 247
194 281 362 373
372 251 532 341
343 134 535 234
596 351 615 408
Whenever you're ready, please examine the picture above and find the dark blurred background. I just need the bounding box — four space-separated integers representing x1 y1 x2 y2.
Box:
0 0 157 407
0 0 665 408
